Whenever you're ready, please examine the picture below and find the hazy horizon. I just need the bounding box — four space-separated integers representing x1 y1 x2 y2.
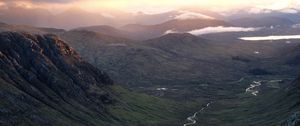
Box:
1 0 299 14
1 0 300 29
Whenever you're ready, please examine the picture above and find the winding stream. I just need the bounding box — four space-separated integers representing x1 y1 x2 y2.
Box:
183 102 212 126
182 78 244 126
182 77 292 126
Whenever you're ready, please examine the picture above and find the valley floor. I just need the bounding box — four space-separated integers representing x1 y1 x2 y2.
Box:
179 75 300 126
133 74 299 126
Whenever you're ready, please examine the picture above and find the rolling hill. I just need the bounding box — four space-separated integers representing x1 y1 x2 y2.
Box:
231 16 295 27
120 19 230 40
75 18 230 40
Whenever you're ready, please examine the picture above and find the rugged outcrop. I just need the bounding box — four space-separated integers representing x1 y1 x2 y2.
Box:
0 32 195 126
0 32 115 126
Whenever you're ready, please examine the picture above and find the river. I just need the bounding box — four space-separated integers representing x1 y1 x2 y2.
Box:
183 102 212 126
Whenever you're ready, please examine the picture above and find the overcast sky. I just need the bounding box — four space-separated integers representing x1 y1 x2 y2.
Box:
0 0 299 14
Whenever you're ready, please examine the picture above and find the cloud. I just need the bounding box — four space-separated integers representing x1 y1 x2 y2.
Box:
280 8 298 13
33 0 73 3
247 6 298 14
0 1 5 7
174 11 214 20
188 26 259 35
248 8 271 14
2 0 300 15
163 30 179 35
240 35 300 41
8 0 78 4
101 13 115 18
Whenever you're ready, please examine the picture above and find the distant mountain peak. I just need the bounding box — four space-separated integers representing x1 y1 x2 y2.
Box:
174 11 215 20
160 32 198 39
0 22 6 25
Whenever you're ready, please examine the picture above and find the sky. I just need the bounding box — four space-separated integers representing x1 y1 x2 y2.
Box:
0 0 299 14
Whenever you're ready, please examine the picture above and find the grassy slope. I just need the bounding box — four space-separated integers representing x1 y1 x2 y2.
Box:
108 85 200 126
0 75 200 126
191 76 300 126
0 77 81 126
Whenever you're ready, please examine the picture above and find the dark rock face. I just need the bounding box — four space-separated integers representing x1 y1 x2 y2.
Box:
0 32 115 126
231 56 251 63
287 54 300 66
248 68 272 75
290 77 300 92
284 44 300 66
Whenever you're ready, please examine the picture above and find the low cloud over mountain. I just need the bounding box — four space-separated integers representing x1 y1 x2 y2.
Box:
164 26 260 36
240 35 300 41
188 26 260 35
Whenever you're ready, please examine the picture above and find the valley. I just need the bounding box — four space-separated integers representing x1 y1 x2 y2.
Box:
58 24 300 126
1 1 300 125
1 21 300 125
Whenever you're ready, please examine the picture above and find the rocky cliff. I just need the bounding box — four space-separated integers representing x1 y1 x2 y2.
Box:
0 32 116 126
0 32 195 126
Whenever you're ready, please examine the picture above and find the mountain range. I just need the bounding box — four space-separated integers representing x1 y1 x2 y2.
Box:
1 30 299 125
1 8 300 125
2 6 300 29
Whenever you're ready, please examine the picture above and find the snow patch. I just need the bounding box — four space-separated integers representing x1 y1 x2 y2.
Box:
164 30 179 35
254 51 260 54
156 88 168 91
174 11 214 20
